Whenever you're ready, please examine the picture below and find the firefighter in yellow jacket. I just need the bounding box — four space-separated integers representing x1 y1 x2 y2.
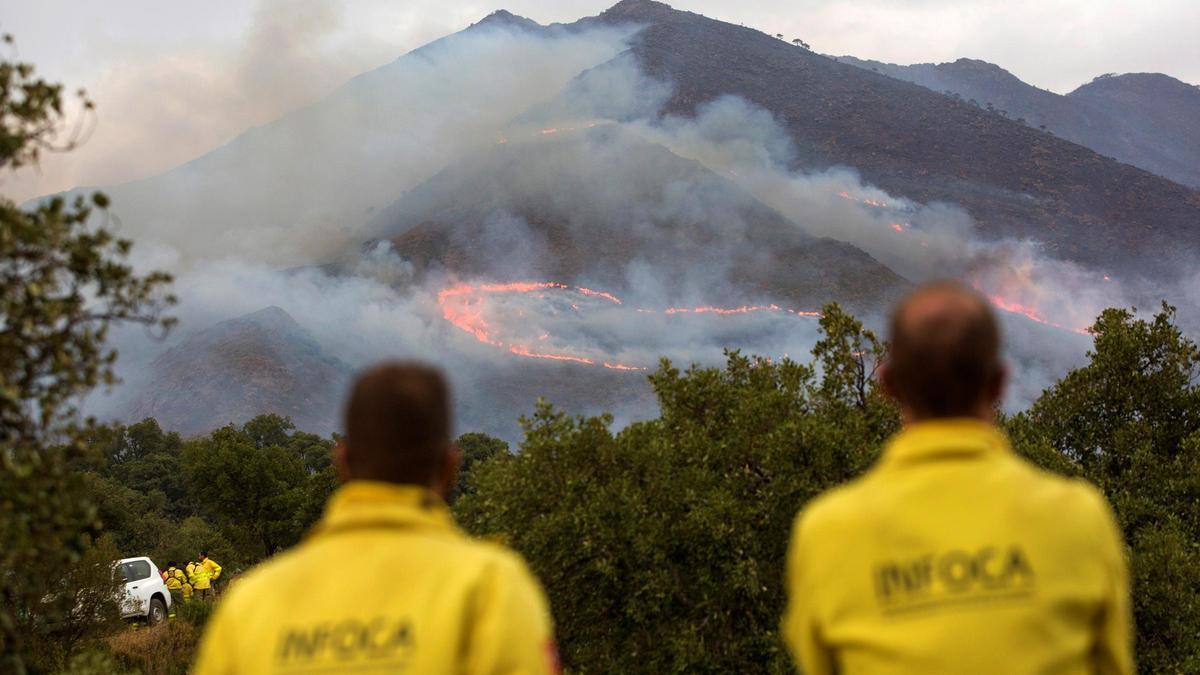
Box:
782 282 1133 674
162 561 188 614
196 551 222 598
194 362 559 675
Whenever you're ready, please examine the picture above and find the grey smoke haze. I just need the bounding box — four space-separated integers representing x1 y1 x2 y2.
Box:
81 21 631 268
6 0 1197 205
4 1 1195 201
82 15 1169 438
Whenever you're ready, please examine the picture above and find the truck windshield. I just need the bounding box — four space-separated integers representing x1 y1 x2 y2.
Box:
119 560 151 583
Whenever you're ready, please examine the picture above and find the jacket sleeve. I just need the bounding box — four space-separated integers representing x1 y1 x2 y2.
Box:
1088 489 1135 675
782 513 834 675
208 559 223 579
466 553 559 675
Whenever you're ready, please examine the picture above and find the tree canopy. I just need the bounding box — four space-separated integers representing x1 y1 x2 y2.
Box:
0 46 174 673
1010 303 1200 672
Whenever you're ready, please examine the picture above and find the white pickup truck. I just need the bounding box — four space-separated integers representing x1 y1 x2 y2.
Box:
116 557 171 625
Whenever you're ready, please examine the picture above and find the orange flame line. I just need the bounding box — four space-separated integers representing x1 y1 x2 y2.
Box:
984 293 1089 335
438 281 823 370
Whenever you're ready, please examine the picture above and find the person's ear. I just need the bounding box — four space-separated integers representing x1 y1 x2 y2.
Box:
333 441 351 483
437 444 463 502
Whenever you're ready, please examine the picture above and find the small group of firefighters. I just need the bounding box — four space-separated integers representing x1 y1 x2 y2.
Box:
160 552 222 607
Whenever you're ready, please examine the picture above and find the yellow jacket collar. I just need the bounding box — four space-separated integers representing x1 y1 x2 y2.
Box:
881 418 1010 466
311 481 457 538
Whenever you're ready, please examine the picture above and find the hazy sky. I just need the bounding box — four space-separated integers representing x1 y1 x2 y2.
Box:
2 0 1197 200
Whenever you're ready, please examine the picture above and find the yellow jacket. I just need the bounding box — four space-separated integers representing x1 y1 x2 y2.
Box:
164 567 186 591
194 481 558 675
783 419 1133 675
192 558 220 590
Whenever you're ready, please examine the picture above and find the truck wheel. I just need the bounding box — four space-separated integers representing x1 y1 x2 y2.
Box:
148 598 166 626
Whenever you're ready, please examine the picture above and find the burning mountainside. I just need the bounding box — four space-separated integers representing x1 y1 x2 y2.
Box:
437 279 1092 371
437 281 824 371
80 0 1194 442
371 127 910 312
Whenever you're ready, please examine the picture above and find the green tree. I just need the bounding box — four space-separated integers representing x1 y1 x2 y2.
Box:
457 304 898 673
94 419 189 519
1009 303 1200 672
180 415 334 561
0 45 174 673
452 431 509 499
165 517 236 574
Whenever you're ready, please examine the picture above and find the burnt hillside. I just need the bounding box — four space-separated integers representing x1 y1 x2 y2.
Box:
596 0 1200 279
374 128 908 310
122 307 352 436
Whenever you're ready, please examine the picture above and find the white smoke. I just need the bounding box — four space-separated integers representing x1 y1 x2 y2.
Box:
83 14 1172 439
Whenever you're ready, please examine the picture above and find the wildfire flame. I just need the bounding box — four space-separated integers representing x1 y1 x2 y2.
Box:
438 280 1088 371
983 293 1090 335
438 281 822 371
576 286 622 304
837 190 889 209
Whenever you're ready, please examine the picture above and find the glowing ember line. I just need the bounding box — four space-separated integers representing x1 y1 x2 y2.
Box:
509 345 594 364
576 286 622 304
985 293 1089 335
837 190 890 208
438 281 823 371
664 304 784 316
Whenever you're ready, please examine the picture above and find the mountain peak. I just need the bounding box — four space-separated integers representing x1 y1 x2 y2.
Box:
600 0 680 22
941 58 1025 83
472 9 541 31
1070 72 1199 99
123 305 351 436
230 305 300 331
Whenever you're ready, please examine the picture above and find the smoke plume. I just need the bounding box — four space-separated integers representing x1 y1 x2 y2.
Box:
81 15 1177 439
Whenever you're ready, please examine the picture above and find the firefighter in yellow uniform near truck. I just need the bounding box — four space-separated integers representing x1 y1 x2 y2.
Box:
782 282 1133 674
162 561 188 616
194 362 559 674
191 552 221 601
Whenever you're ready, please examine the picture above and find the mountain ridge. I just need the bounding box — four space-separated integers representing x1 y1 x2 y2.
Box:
586 3 1200 278
837 55 1200 188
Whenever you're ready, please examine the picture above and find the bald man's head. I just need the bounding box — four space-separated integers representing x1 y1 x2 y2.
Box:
883 281 1004 420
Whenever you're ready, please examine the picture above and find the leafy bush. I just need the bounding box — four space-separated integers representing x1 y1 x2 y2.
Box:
1011 304 1200 673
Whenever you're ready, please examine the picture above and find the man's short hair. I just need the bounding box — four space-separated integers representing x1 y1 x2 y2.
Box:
887 281 1002 418
343 361 452 484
